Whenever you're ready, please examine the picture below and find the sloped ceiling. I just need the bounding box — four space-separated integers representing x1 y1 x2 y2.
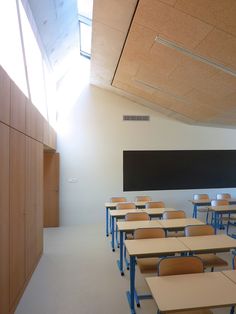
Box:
91 0 236 128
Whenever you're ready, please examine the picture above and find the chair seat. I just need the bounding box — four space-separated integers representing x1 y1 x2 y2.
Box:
137 257 160 273
167 230 185 237
222 215 236 221
197 254 228 268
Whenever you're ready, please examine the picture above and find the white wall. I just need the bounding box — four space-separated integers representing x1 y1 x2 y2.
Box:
57 84 236 226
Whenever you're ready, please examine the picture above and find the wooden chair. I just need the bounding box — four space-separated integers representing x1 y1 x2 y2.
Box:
185 225 228 271
211 199 230 230
133 227 165 307
216 193 231 200
157 256 213 314
162 210 186 237
135 195 152 202
110 196 127 203
145 201 165 208
124 212 150 269
193 194 211 223
158 255 204 276
117 202 136 210
109 197 127 235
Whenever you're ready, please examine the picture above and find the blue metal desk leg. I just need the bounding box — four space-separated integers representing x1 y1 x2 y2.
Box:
106 207 109 237
192 204 197 218
111 216 115 252
126 255 136 314
117 230 124 275
214 212 217 234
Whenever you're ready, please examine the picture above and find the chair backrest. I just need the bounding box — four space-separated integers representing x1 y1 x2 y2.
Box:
134 227 165 239
110 197 127 203
117 202 136 210
162 210 186 219
146 201 165 209
135 195 152 202
185 224 214 237
211 199 229 206
193 194 210 201
125 212 150 221
158 256 204 276
216 193 231 200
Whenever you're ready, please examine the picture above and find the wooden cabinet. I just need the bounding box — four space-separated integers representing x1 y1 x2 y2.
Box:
10 129 26 311
0 66 10 124
10 80 26 133
44 152 59 227
0 123 10 314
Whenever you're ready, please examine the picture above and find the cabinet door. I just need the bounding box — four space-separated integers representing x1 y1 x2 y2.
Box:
25 138 43 278
10 129 26 310
0 123 10 314
44 152 59 227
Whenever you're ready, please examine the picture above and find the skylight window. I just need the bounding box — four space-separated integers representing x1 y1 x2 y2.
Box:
77 0 93 59
79 16 92 59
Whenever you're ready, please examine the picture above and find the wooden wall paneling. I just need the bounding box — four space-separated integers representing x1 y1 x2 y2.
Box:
10 80 26 133
44 152 59 227
43 118 50 147
49 126 57 150
0 123 10 314
9 129 26 310
36 108 44 143
25 99 37 139
0 66 10 125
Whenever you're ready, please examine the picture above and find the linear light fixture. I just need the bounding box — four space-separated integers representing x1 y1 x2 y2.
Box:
155 35 236 78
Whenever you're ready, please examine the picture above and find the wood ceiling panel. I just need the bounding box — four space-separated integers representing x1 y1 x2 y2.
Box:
194 28 236 70
93 0 137 32
134 0 213 49
175 0 236 37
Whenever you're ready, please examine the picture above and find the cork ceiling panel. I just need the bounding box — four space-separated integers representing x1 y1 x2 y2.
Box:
91 0 236 127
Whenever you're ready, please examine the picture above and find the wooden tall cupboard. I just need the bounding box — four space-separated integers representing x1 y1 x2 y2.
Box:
0 65 57 314
0 123 10 314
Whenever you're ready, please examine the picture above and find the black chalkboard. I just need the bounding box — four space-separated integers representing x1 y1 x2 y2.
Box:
123 150 236 191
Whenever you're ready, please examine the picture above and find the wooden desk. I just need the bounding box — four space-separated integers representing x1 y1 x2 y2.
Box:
159 218 204 231
110 208 175 252
105 201 147 236
125 237 189 314
146 272 236 313
190 198 236 219
178 234 236 253
222 270 236 284
208 205 236 233
117 220 163 275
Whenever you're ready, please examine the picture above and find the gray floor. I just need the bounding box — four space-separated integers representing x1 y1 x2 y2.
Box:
16 224 234 314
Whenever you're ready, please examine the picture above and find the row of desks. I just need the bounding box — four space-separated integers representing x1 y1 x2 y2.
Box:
125 234 236 313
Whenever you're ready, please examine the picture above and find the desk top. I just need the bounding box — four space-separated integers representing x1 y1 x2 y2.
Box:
208 205 236 213
178 234 236 253
109 207 175 218
222 270 236 284
159 218 204 229
146 271 236 313
105 201 146 208
190 198 236 205
117 220 162 232
125 237 189 257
